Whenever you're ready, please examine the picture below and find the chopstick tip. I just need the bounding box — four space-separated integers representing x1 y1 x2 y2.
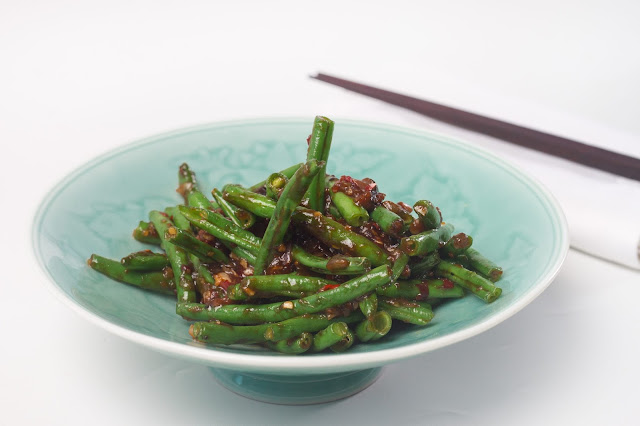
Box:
310 72 333 80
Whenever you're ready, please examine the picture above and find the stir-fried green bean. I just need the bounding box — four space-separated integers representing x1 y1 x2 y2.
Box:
88 115 504 355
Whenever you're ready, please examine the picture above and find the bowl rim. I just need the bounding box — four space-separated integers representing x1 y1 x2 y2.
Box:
31 117 569 374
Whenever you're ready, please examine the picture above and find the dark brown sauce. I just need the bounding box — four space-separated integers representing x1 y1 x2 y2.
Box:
351 221 399 254
331 175 385 211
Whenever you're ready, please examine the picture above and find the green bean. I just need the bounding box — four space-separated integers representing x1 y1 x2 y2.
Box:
311 322 351 352
328 204 343 219
231 246 257 265
355 311 392 342
120 250 169 271
376 279 465 300
222 184 276 217
149 210 197 303
191 257 214 298
178 206 261 246
178 206 261 254
359 293 378 319
390 252 410 282
400 223 454 256
409 251 441 278
413 200 442 229
212 188 255 230
378 298 434 325
165 206 229 263
305 116 334 212
463 248 503 282
178 163 221 210
165 206 219 298
88 254 174 294
293 208 390 266
291 245 371 276
191 192 220 210
371 205 404 237
264 312 363 342
177 162 198 203
163 225 229 263
173 179 228 300
381 201 414 226
330 328 354 352
227 274 337 301
440 233 473 259
266 172 288 200
176 164 221 211
265 332 313 354
254 159 322 274
326 175 369 227
248 163 302 192
132 221 160 245
435 261 502 303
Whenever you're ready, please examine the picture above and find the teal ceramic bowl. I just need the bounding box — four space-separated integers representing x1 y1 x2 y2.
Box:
32 118 569 404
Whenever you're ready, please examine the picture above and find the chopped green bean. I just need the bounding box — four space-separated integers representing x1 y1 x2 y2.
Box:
227 274 337 301
120 250 169 271
413 200 442 230
326 175 369 227
266 172 288 200
305 116 334 212
400 223 453 256
371 205 404 237
311 322 351 352
440 233 473 259
409 251 441 278
149 210 197 303
254 159 322 274
88 254 174 294
355 311 392 342
378 297 434 325
330 328 355 353
435 260 502 303
178 206 261 254
265 332 313 354
463 248 503 282
248 163 302 192
377 279 465 300
132 221 160 245
291 245 371 275
359 293 378 319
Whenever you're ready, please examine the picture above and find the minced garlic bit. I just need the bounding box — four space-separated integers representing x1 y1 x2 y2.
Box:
264 328 274 340
281 301 294 309
214 272 232 287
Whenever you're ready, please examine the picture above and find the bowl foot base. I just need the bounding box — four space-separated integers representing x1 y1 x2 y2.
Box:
210 367 383 405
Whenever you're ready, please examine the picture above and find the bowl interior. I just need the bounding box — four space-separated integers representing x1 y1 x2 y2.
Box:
33 119 567 374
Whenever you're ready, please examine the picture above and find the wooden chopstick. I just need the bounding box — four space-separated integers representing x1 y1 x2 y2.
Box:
311 72 640 182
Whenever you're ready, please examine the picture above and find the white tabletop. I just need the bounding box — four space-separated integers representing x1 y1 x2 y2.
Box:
2 1 639 424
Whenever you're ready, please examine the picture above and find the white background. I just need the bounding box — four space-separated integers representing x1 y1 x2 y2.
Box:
2 1 639 425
